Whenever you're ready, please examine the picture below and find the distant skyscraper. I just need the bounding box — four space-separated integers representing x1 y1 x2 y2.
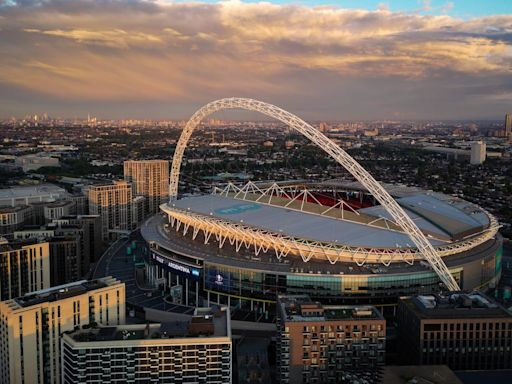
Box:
470 141 486 165
87 180 138 241
124 160 169 217
319 122 330 133
277 295 385 384
0 277 125 384
506 113 512 143
61 307 232 384
0 239 51 300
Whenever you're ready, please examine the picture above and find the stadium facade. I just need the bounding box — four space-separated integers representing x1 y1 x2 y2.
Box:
140 98 502 319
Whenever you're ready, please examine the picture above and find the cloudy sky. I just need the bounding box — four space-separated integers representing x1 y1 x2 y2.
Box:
0 0 511 120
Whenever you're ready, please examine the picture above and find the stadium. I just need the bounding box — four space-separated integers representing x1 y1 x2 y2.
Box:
140 98 503 320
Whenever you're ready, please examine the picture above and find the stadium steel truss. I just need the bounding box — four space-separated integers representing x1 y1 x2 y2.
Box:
166 98 497 291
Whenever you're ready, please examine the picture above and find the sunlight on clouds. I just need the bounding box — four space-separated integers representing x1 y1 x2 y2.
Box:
24 28 162 48
26 61 86 78
0 0 511 111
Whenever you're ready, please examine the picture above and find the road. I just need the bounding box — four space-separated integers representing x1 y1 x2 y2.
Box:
93 231 195 315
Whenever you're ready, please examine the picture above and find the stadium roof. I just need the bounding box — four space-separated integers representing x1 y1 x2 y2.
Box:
360 193 488 240
173 194 449 248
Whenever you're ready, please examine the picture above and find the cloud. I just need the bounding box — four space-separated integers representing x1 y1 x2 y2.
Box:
0 0 511 119
24 28 162 48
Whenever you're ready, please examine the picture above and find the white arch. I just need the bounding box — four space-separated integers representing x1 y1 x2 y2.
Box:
169 97 460 291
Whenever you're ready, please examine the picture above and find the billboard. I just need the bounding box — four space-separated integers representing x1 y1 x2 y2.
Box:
205 267 236 293
151 252 201 281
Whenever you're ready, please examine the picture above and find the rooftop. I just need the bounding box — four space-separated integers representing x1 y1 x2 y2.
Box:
44 200 74 208
68 307 230 343
383 365 463 384
403 291 512 319
87 179 131 190
0 238 48 253
0 183 67 201
278 295 383 322
11 277 121 309
0 205 32 214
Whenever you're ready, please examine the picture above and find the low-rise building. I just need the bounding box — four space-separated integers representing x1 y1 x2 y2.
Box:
0 205 33 235
15 153 60 172
43 200 74 222
397 291 512 370
61 307 232 384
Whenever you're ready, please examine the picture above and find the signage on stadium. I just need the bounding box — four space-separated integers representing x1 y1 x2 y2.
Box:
215 203 261 215
151 253 200 278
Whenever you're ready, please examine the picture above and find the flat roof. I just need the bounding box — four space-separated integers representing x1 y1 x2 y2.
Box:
383 365 462 384
278 295 384 322
67 307 230 343
0 238 48 253
0 184 67 200
13 277 120 308
402 292 512 319
0 205 31 213
172 195 447 248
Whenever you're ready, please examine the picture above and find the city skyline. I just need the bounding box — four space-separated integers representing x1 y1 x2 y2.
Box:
0 0 511 120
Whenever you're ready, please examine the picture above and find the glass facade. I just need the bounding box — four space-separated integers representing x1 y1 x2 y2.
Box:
143 235 502 320
203 263 462 304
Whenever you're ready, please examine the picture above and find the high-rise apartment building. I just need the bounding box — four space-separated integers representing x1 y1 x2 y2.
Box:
0 277 125 384
397 292 512 370
14 221 97 285
124 160 169 217
0 239 51 301
87 180 138 241
277 295 386 384
470 141 486 165
59 214 103 263
61 307 231 384
49 233 82 285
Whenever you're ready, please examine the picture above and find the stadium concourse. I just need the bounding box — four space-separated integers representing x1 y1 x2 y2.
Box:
92 228 273 323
